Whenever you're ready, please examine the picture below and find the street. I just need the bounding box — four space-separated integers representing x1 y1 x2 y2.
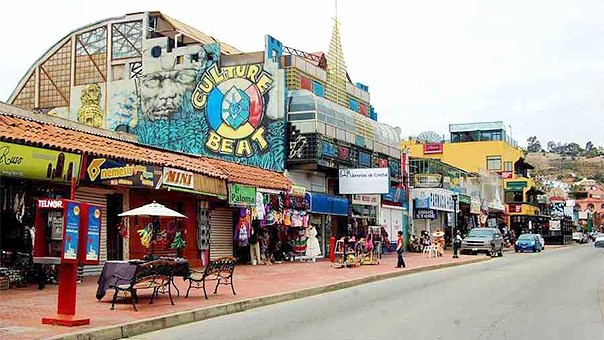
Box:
130 245 604 340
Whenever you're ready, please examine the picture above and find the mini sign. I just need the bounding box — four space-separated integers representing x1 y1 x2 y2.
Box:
162 167 194 189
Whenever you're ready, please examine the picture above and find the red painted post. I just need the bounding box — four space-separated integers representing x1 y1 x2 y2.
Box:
329 236 336 262
56 263 78 315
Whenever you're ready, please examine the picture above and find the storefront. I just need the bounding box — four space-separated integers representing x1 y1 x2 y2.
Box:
411 188 457 235
0 141 81 286
380 186 407 249
306 192 349 255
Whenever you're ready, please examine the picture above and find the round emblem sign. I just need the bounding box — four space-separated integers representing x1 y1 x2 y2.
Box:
206 78 263 140
73 205 80 216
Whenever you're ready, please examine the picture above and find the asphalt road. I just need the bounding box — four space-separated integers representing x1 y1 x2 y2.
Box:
130 245 604 340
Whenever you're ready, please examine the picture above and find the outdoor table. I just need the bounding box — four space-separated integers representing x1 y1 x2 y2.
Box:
96 259 190 300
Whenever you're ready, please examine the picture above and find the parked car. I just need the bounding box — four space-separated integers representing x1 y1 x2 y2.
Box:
594 236 604 248
460 228 504 257
572 232 582 243
515 234 543 253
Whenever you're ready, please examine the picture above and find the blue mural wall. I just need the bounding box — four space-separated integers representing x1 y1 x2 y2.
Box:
108 36 286 171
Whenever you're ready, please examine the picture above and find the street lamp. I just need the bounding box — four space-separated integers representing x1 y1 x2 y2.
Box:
452 194 459 258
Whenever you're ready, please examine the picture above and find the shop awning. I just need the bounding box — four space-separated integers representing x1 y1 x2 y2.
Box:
205 158 292 192
305 193 348 216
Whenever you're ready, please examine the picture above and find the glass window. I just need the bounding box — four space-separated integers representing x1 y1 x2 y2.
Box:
504 161 513 172
505 190 523 203
317 112 326 122
288 112 316 121
288 92 316 112
487 156 502 170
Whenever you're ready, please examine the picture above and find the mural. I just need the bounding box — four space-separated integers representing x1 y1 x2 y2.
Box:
70 83 105 128
108 35 286 171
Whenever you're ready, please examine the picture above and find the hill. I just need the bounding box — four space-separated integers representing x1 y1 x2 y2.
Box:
525 152 604 183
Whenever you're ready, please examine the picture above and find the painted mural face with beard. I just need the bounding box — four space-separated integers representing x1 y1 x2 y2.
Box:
139 67 198 121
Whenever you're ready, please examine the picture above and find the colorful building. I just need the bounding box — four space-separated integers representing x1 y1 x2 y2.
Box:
402 121 545 232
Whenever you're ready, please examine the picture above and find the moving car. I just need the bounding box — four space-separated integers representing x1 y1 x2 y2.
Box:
536 234 545 249
460 228 504 257
595 236 604 248
515 234 543 253
573 232 589 244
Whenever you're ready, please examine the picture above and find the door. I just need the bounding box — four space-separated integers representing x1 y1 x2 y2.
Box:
106 194 123 261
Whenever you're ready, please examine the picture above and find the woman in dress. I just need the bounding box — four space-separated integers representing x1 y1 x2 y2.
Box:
305 224 321 262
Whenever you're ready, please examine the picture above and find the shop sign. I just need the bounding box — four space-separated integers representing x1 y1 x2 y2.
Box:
411 188 456 212
290 185 306 196
414 209 438 220
162 167 194 189
85 157 161 188
470 199 481 214
506 181 527 190
0 141 81 183
500 171 513 179
550 220 561 231
338 146 350 160
413 173 443 188
338 168 390 194
352 194 379 206
458 194 471 205
38 199 64 209
508 204 522 213
423 143 443 154
62 201 81 262
229 183 256 206
382 186 405 204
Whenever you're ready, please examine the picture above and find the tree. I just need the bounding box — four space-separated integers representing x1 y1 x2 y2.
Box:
564 142 582 157
586 141 594 152
547 141 558 153
527 136 541 153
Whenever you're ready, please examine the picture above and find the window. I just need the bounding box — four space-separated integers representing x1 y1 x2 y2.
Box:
505 190 523 203
487 156 502 170
504 161 513 172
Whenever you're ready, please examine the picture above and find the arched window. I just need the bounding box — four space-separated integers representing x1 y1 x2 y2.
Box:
587 203 595 211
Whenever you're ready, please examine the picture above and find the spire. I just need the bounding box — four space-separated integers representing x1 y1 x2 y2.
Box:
326 3 349 106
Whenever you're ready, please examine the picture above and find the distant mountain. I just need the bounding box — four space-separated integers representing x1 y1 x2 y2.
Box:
526 152 604 184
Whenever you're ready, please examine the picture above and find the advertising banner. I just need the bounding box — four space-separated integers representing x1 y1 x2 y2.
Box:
411 188 456 212
62 201 81 262
338 168 390 194
351 194 380 206
0 141 81 183
84 157 161 188
85 205 101 262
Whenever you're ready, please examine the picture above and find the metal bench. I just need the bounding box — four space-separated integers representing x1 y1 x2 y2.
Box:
185 257 236 299
109 260 174 311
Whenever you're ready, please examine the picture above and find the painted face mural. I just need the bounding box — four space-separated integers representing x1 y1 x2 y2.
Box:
107 37 286 171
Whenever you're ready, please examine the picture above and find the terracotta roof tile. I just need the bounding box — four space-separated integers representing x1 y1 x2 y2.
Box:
205 158 292 191
0 110 292 190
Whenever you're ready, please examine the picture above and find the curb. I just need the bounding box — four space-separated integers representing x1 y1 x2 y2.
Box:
51 257 491 340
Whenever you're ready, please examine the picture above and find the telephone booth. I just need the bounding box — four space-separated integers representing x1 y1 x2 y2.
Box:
34 198 101 326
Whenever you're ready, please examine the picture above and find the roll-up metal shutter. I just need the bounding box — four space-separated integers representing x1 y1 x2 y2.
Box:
75 186 113 276
209 207 235 260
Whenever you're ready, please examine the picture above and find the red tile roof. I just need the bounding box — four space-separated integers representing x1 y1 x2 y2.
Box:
205 158 292 191
0 106 292 191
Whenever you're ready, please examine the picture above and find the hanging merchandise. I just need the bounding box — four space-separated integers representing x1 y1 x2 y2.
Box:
137 224 153 249
255 192 265 220
292 211 303 227
119 217 129 238
234 209 251 247
171 231 186 251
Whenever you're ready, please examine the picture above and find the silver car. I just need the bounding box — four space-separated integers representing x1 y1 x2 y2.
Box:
460 228 504 257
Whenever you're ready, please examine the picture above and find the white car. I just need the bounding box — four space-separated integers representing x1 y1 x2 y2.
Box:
595 236 604 248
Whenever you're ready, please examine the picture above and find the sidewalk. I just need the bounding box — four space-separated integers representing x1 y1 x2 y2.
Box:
0 251 489 340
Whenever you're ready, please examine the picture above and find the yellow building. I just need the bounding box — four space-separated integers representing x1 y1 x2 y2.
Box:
403 122 543 233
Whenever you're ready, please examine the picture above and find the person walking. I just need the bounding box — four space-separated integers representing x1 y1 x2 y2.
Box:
396 231 406 268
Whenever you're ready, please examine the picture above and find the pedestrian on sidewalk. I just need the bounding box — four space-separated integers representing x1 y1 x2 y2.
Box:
396 231 406 268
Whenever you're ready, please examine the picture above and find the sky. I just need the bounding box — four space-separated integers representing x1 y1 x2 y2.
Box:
1 0 603 148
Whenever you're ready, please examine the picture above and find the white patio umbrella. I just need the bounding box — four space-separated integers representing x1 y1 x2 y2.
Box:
118 201 187 219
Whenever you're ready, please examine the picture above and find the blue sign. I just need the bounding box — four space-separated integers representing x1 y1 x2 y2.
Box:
86 205 101 262
382 186 406 204
63 201 81 261
414 209 438 220
414 197 430 209
359 152 371 167
321 141 336 157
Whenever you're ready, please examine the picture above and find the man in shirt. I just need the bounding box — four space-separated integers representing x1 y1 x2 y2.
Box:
396 231 406 268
